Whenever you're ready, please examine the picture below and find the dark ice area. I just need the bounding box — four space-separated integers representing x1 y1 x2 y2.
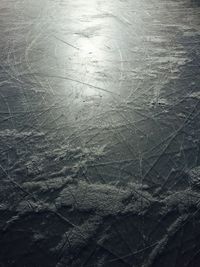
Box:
0 0 200 266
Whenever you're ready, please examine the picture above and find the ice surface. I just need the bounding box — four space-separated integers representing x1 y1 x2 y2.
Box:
0 0 200 266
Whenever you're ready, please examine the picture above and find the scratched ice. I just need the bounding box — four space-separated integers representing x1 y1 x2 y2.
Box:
0 0 200 266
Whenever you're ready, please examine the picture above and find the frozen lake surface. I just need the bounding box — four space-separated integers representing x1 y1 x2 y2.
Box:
0 0 200 266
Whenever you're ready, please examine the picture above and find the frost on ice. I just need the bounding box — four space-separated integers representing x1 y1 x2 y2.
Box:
0 0 200 266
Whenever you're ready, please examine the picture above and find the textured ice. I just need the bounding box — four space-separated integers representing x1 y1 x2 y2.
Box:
0 0 200 266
